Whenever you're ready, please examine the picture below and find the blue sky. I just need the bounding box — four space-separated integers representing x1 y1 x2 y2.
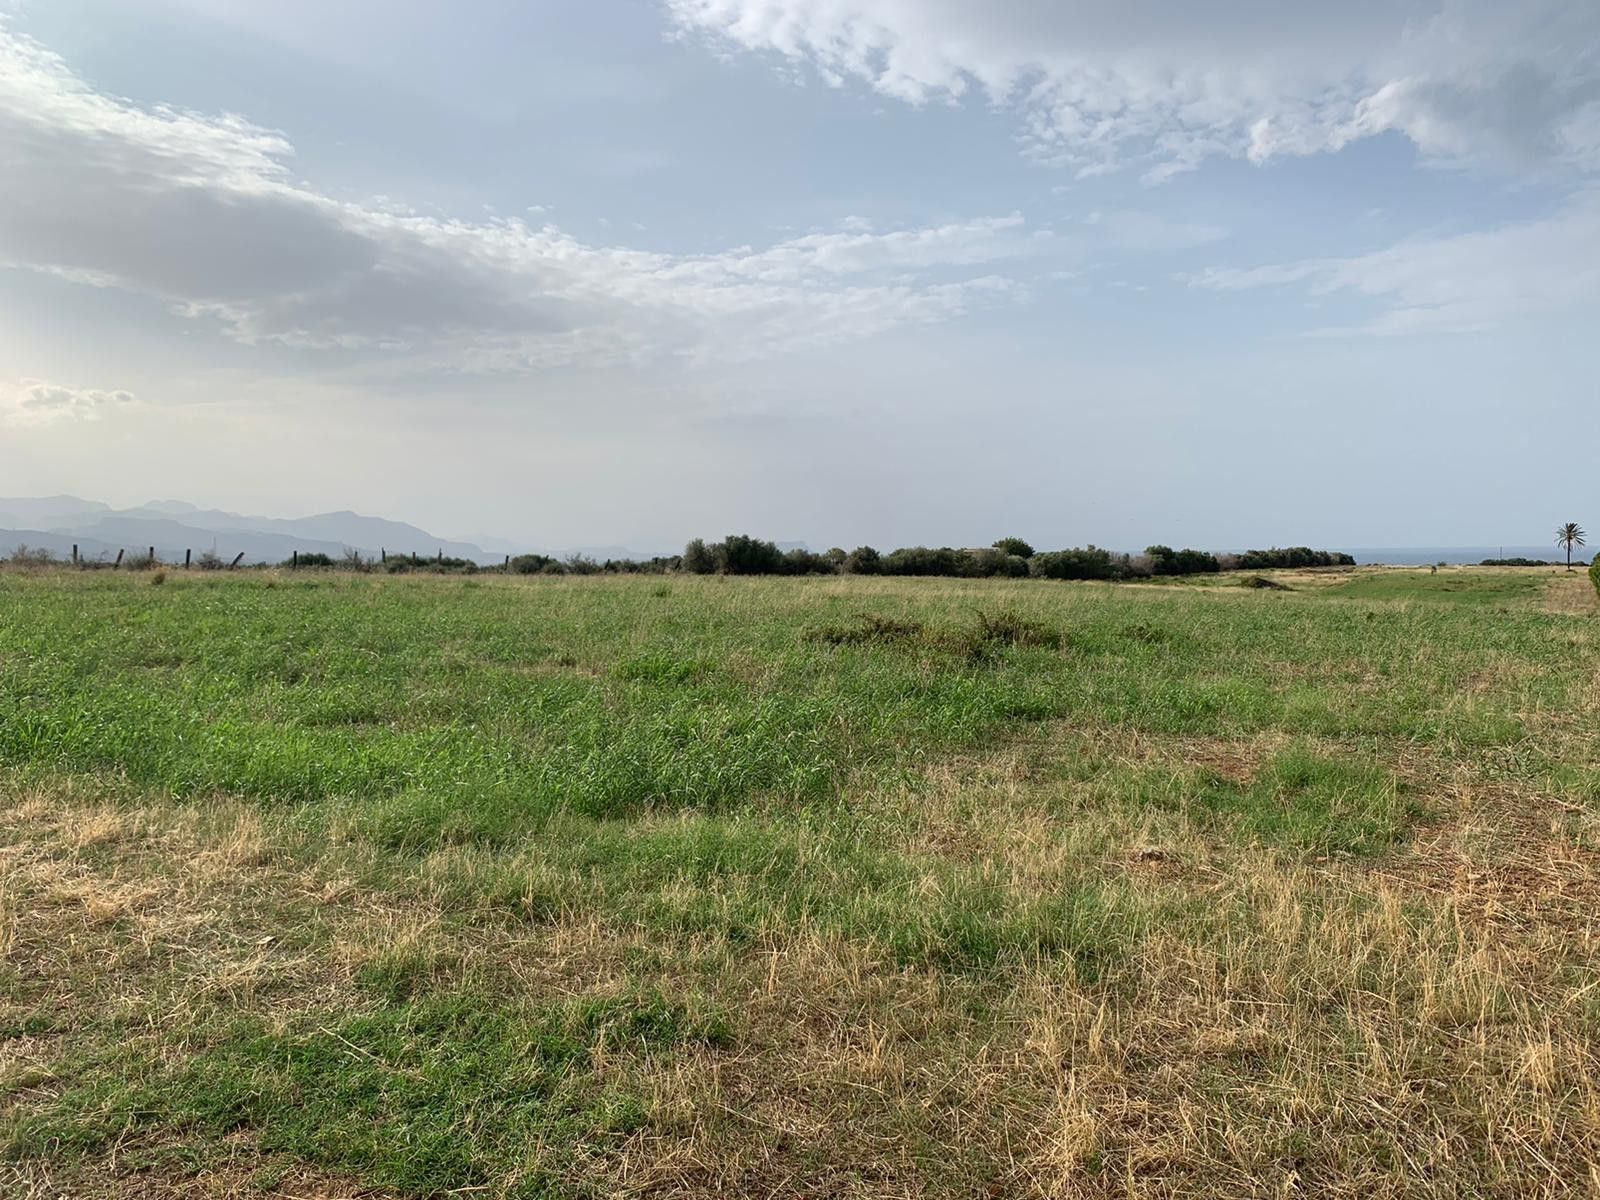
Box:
1 0 1596 551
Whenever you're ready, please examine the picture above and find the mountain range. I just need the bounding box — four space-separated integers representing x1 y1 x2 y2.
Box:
0 496 657 565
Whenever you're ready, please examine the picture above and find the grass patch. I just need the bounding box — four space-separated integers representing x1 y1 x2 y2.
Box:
10 989 727 1199
3 568 1598 1197
1327 568 1553 605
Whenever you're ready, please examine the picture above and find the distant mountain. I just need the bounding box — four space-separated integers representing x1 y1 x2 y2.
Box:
0 495 674 565
456 534 670 562
0 496 497 565
138 500 199 515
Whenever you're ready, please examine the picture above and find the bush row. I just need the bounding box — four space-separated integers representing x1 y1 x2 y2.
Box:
5 537 1356 580
675 537 1353 581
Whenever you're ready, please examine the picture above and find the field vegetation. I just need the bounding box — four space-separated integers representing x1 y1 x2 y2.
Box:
1 565 1598 1197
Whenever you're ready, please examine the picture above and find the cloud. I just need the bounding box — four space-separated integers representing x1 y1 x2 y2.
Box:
666 0 1600 179
1 379 138 427
1083 210 1227 252
0 22 1040 371
1188 189 1600 334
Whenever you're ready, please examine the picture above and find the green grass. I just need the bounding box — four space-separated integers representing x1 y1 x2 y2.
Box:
9 987 728 1199
2 566 1597 1197
1325 568 1556 605
0 572 1582 829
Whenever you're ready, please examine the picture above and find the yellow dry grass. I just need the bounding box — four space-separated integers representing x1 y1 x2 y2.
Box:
5 707 1600 1195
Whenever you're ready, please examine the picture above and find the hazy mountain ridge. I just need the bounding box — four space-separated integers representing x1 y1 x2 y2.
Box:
0 496 498 564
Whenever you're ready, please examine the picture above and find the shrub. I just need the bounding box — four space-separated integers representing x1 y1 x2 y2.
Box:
1590 553 1600 600
1031 546 1124 581
716 535 785 575
808 615 927 646
971 609 1063 650
7 545 55 568
1237 547 1355 570
780 548 837 575
383 554 479 574
881 546 965 576
195 550 225 571
843 546 881 575
992 537 1034 559
1147 545 1221 576
681 539 717 575
283 552 337 568
509 554 556 575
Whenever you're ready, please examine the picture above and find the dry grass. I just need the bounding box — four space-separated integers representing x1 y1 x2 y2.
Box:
7 739 1600 1197
4 570 1600 1197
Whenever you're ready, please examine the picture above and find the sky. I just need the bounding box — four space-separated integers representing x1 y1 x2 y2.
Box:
1 0 1597 552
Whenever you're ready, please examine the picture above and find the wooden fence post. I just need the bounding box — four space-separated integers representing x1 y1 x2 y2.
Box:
292 550 299 569
148 546 155 565
114 549 124 569
185 548 192 569
72 544 78 565
230 552 245 570
381 548 387 563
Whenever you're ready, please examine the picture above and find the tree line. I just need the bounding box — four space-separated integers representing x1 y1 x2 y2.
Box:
5 536 1357 579
666 536 1355 580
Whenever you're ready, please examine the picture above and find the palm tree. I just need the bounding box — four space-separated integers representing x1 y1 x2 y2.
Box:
1555 522 1587 571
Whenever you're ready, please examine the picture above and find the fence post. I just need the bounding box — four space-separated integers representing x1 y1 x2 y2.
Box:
185 548 192 569
411 551 418 566
230 552 244 570
437 549 442 564
72 544 78 566
504 554 510 569
114 549 124 569
381 548 387 563
148 546 155 565
292 550 299 570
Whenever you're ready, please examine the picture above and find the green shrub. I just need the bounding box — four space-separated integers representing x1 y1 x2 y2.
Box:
1147 545 1221 576
1031 546 1124 581
1237 547 1355 569
680 539 716 574
717 535 784 575
992 537 1034 559
843 546 881 574
1589 553 1600 599
880 546 965 576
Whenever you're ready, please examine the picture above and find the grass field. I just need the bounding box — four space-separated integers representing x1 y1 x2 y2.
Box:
2 565 1598 1197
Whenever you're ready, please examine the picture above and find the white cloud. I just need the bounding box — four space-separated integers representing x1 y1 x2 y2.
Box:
0 22 1040 371
667 0 1600 179
1188 190 1600 335
1083 210 1227 252
0 379 138 427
